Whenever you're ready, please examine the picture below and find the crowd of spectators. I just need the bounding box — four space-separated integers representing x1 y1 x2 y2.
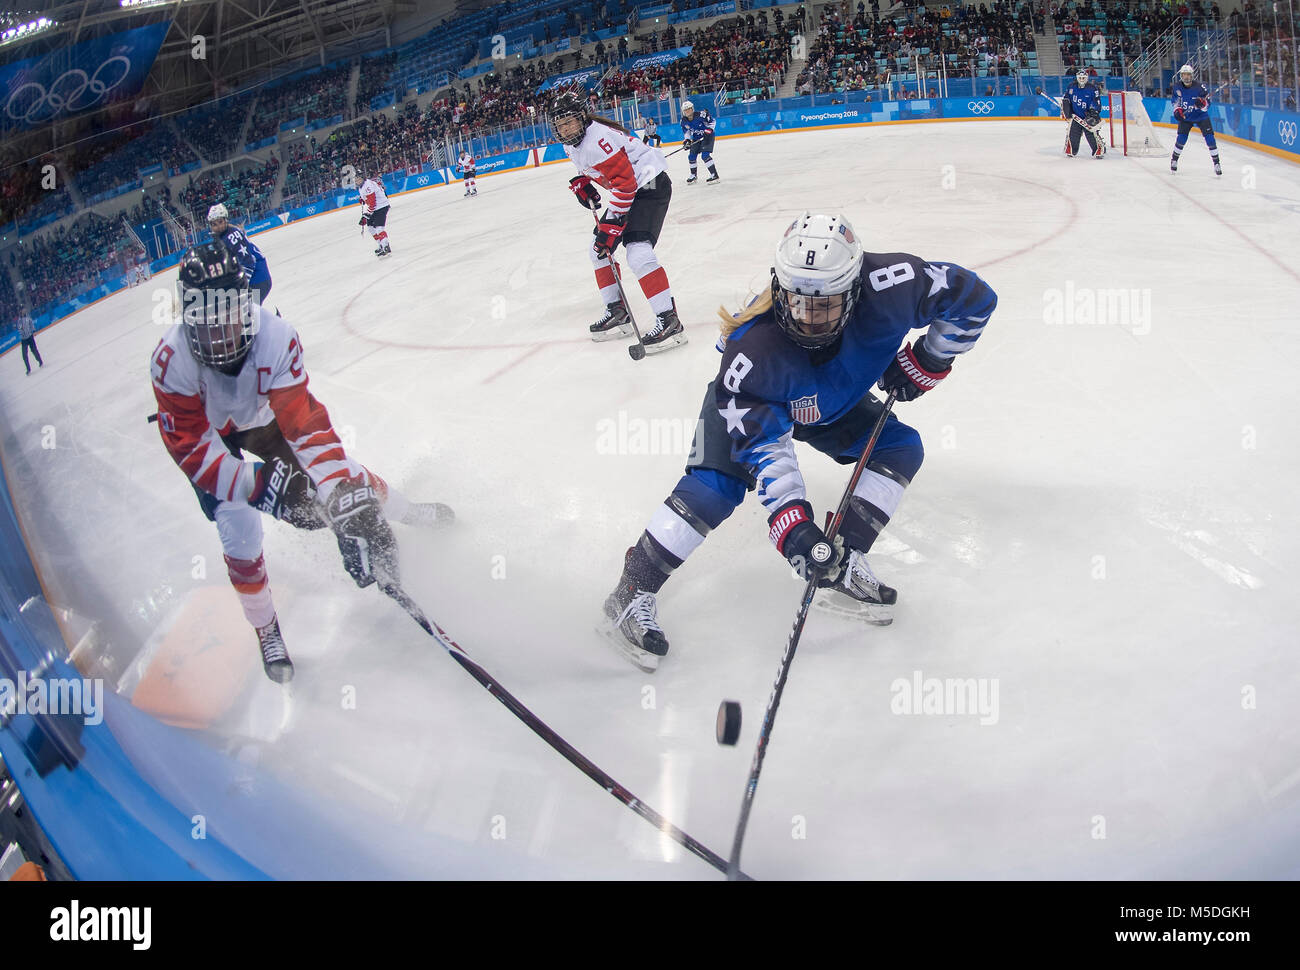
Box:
602 11 797 102
247 63 353 142
11 211 140 309
74 124 197 200
357 52 399 111
0 265 21 334
795 1 1038 96
1055 1 1218 75
177 156 281 225
174 92 257 163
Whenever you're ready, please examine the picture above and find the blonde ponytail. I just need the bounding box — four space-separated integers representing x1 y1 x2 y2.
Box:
716 287 773 337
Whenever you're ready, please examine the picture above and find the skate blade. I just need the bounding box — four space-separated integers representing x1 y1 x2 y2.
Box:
590 323 634 342
642 332 689 355
597 623 661 672
813 595 894 626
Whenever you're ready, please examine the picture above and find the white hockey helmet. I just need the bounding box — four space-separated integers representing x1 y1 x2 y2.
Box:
681 99 695 118
207 203 229 227
1075 70 1088 86
770 212 864 350
1179 63 1194 83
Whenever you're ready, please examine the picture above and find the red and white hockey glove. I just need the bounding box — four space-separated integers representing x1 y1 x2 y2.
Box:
592 211 627 258
358 212 370 226
1194 97 1208 110
568 175 602 210
878 340 953 402
768 500 846 581
1174 105 1186 121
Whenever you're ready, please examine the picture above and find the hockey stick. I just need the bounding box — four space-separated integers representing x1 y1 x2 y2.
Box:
591 208 648 361
379 581 752 879
1068 113 1107 155
725 390 898 880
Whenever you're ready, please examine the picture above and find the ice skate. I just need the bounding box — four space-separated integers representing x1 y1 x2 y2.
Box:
1213 158 1222 176
589 301 633 341
1170 154 1179 172
602 582 669 672
641 306 687 354
814 550 897 625
685 174 698 184
399 502 455 530
706 172 720 183
255 617 294 683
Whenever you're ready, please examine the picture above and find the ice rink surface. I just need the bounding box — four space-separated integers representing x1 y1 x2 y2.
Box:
3 120 1299 878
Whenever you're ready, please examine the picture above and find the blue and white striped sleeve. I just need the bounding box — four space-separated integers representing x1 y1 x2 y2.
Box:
914 262 997 362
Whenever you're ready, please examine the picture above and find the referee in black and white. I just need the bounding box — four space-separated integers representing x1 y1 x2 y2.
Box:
17 307 44 375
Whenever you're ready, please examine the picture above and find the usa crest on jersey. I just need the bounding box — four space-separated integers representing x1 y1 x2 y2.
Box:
789 394 821 424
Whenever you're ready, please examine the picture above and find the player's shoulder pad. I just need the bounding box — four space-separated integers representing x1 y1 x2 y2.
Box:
152 324 198 390
716 313 792 399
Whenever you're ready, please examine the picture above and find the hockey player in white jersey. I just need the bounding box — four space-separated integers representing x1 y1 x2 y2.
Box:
458 151 478 196
150 241 451 682
552 89 686 354
357 173 393 257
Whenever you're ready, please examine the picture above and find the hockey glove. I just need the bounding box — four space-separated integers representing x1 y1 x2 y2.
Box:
769 500 846 581
245 458 307 520
1084 107 1100 126
1195 97 1208 110
358 213 370 226
568 174 602 210
593 212 627 257
324 476 400 589
878 339 953 402
1174 105 1185 121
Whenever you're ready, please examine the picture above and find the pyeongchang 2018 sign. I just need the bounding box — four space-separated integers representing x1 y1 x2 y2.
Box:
0 22 168 131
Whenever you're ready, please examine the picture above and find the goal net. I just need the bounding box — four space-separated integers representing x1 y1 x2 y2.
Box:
1107 91 1166 156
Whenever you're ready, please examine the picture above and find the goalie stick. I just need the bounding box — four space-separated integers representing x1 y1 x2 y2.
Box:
725 391 898 880
379 581 752 879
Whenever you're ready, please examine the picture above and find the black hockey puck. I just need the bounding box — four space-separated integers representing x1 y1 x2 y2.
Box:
628 344 646 361
716 700 742 746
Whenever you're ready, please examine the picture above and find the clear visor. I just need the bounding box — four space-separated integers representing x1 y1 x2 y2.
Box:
784 290 848 338
180 285 257 364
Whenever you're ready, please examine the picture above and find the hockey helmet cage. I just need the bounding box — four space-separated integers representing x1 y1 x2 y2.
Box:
176 241 259 369
770 212 864 350
550 89 589 146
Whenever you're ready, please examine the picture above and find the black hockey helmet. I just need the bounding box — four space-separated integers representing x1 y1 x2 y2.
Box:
550 88 589 146
176 240 259 369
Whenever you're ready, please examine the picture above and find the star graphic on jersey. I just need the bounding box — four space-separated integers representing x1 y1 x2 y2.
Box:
720 396 750 434
924 263 950 296
238 244 249 258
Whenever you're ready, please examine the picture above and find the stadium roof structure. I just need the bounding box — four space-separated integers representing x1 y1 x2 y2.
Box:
1 1 424 108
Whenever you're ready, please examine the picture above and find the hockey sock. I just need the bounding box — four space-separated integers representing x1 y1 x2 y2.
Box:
625 241 674 314
374 230 389 246
840 465 909 552
225 554 276 628
689 164 698 177
620 534 678 594
592 259 621 304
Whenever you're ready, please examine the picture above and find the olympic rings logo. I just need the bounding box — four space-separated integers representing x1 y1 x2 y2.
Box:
967 100 995 114
5 56 132 124
1279 120 1298 146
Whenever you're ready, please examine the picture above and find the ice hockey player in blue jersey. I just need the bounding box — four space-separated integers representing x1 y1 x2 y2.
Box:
1170 64 1221 176
208 203 273 303
680 100 719 184
1061 70 1105 158
600 211 997 671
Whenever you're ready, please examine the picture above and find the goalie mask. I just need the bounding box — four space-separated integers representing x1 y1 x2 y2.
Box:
770 212 864 350
176 241 259 369
1075 70 1088 86
550 89 589 147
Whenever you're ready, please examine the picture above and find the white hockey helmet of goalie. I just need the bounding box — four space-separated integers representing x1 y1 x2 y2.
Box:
770 212 864 350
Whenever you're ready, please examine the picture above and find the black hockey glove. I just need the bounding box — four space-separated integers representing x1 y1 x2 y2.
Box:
568 174 602 210
1195 96 1208 110
878 339 952 402
593 211 627 258
768 500 846 581
358 213 370 226
325 476 400 589
1084 107 1100 126
247 458 306 521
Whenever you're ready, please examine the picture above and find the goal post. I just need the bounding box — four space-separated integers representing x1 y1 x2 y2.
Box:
1106 90 1166 156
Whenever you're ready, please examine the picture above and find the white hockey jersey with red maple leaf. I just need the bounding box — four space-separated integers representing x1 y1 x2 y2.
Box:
150 308 364 504
564 120 665 217
358 177 390 213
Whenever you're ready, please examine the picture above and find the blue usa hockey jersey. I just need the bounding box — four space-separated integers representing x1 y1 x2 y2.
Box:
713 253 996 511
1172 80 1211 122
216 225 269 284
